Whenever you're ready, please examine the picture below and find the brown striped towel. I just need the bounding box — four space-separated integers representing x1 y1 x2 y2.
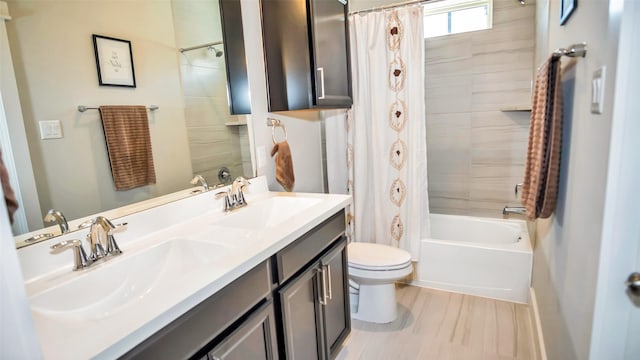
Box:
99 106 156 190
520 55 563 220
271 141 295 192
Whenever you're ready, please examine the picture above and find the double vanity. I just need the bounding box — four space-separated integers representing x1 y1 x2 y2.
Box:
17 176 351 359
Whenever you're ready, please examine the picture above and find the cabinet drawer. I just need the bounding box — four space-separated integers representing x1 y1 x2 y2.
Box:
121 260 272 360
276 210 345 284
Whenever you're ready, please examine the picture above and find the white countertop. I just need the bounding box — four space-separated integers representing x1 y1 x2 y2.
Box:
18 177 351 359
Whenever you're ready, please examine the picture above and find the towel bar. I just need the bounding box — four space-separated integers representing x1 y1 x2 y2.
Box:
552 42 587 59
77 105 159 113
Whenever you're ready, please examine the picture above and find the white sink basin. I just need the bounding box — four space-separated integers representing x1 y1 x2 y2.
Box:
30 239 228 321
213 196 322 230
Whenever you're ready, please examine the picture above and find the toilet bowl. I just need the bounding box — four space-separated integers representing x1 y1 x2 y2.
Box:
348 242 412 324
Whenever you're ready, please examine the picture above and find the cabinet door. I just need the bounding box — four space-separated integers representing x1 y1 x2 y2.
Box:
261 0 314 112
219 0 251 114
309 0 352 107
208 301 279 360
279 265 326 359
320 237 351 358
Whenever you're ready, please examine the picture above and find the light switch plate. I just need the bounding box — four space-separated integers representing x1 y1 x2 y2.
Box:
591 66 606 114
39 120 63 139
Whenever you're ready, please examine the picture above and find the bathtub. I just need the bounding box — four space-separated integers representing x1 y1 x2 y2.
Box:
412 214 532 303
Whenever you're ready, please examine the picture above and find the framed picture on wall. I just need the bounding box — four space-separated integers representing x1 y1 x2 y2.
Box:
92 34 136 87
560 0 577 25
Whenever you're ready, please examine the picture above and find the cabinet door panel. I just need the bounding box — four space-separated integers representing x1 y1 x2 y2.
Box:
279 265 325 359
320 237 350 357
310 0 352 107
261 0 313 112
208 301 278 360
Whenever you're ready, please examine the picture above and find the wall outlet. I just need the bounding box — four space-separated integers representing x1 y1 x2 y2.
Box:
39 120 63 140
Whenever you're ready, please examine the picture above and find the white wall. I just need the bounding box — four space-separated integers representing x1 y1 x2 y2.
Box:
6 0 193 225
532 0 622 359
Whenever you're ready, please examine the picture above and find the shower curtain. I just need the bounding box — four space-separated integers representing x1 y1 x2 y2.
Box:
347 5 429 259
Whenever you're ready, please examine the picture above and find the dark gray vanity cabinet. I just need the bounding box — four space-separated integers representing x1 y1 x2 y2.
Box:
207 300 279 360
261 0 352 112
122 209 350 360
121 261 274 360
275 210 350 360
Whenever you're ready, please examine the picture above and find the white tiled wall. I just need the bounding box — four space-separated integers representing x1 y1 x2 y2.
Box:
425 0 535 217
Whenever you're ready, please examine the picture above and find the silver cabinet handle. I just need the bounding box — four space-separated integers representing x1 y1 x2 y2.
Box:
317 67 325 100
324 264 332 301
316 268 327 305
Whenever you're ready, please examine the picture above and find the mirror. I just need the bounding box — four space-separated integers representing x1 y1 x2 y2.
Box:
5 0 253 245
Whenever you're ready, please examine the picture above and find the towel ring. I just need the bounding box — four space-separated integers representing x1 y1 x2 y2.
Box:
271 122 287 144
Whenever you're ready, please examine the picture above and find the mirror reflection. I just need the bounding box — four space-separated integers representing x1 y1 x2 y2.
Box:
4 0 252 242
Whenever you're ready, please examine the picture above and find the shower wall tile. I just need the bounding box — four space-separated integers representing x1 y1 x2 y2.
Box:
425 0 534 218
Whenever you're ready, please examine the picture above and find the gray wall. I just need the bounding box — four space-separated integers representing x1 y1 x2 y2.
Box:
6 1 193 224
425 0 535 217
532 0 622 359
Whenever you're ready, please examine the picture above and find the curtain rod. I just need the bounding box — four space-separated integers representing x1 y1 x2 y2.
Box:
178 41 223 53
349 0 525 16
348 0 432 15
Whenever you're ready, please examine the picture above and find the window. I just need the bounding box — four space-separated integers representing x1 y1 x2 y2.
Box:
423 0 493 38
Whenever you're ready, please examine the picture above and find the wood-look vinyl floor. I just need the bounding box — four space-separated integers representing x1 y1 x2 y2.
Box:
336 285 537 360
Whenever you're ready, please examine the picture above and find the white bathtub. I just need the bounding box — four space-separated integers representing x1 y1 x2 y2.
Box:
412 214 532 303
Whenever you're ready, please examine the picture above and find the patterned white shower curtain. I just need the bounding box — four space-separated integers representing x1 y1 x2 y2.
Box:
346 5 429 259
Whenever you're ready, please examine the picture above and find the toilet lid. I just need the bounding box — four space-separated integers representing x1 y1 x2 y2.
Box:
348 242 412 271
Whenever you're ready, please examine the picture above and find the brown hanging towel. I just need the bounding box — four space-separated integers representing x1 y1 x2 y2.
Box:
99 106 156 190
271 141 295 192
520 55 563 220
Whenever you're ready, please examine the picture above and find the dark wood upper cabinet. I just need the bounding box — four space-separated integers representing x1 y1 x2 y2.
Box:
220 0 251 115
261 0 352 112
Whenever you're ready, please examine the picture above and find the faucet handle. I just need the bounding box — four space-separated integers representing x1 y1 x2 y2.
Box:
51 239 92 271
214 189 232 211
108 222 128 235
105 222 127 256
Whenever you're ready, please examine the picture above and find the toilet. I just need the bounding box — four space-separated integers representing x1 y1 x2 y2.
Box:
347 242 413 324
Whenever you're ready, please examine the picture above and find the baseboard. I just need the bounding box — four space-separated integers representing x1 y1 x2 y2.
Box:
528 288 547 360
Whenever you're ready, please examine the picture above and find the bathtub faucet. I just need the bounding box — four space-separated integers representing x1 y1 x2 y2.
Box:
502 206 526 216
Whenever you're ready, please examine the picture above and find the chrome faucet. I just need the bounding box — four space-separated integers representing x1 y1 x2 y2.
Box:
231 176 250 206
190 174 210 191
44 208 69 234
215 177 250 212
79 216 127 261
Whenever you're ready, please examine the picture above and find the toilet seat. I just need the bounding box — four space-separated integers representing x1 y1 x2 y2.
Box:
348 242 412 271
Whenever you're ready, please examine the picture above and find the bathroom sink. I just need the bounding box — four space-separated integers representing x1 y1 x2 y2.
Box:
213 196 322 231
30 238 228 321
